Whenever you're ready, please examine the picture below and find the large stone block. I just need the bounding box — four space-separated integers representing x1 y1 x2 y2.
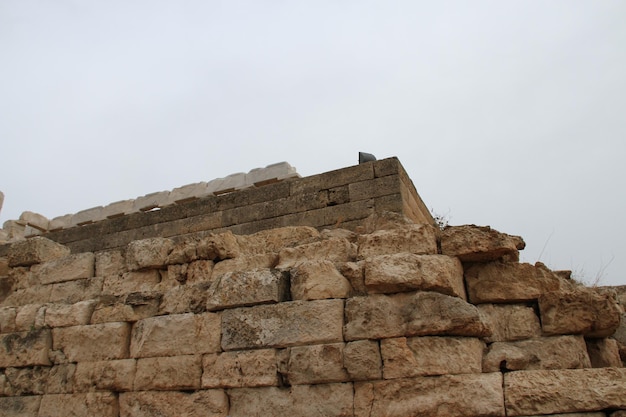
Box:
74 359 136 392
102 270 162 296
95 249 125 277
18 211 50 231
0 396 42 416
504 368 626 416
135 355 201 390
539 288 622 337
92 292 161 323
465 262 563 303
440 225 525 262
159 282 210 315
49 277 103 304
14 304 45 332
221 299 344 350
354 373 504 417
4 366 51 395
285 343 349 385
44 300 97 327
206 268 288 311
0 329 51 367
133 190 171 212
102 199 135 219
290 260 352 300
381 336 484 379
344 339 382 381
119 390 229 417
202 349 278 388
70 206 105 226
7 237 70 267
478 303 542 343
276 238 357 269
363 253 465 298
344 291 490 341
130 312 221 358
235 226 319 255
357 224 438 259
585 338 623 368
31 253 95 285
52 322 130 362
228 383 354 417
39 392 118 417
126 237 174 271
0 306 17 333
196 231 240 261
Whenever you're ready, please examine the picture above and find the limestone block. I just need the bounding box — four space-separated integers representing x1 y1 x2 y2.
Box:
15 304 45 331
4 366 50 395
24 225 44 237
211 172 246 194
440 225 525 262
276 237 357 269
211 254 274 276
228 383 354 417
74 359 136 392
354 373 504 417
344 339 382 381
197 231 240 261
364 253 465 298
130 312 221 358
504 368 626 416
44 300 97 327
539 288 622 337
52 322 130 362
102 270 162 296
0 256 8 276
483 335 591 372
202 349 278 388
344 291 490 341
32 252 95 285
206 268 288 311
119 390 229 417
0 306 17 333
102 199 135 219
3 220 25 240
46 363 77 394
0 329 51 367
586 338 623 367
166 240 199 264
290 260 352 301
133 190 171 211
357 224 438 259
185 259 214 283
170 181 210 203
465 261 563 303
126 237 174 271
49 214 72 231
49 277 103 304
247 161 299 186
340 261 367 295
39 392 118 417
235 226 320 255
159 282 211 315
19 211 50 231
286 343 349 385
8 266 36 289
135 355 201 390
0 396 42 416
92 293 161 324
0 229 8 242
70 206 105 226
1 286 51 309
478 303 542 342
221 299 344 350
95 249 125 277
7 237 70 267
381 336 484 379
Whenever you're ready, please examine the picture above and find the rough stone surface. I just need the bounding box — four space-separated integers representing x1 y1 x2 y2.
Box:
357 224 438 259
236 226 320 255
134 355 201 390
95 249 125 277
344 339 382 381
49 277 103 304
276 237 357 269
206 268 288 311
102 270 164 297
285 343 349 385
7 237 70 267
0 396 42 416
202 349 278 388
290 260 352 300
125 237 174 271
478 303 542 342
39 392 119 417
52 322 130 362
31 252 95 285
504 368 626 416
0 329 51 367
586 337 623 368
44 300 96 327
119 390 229 417
440 225 525 262
74 359 136 392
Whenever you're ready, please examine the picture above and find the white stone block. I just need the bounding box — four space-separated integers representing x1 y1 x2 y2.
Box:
212 172 247 195
103 199 136 219
70 206 105 227
247 162 299 187
49 214 72 231
170 182 211 204
2 220 25 239
19 211 50 231
133 191 171 212
24 225 44 237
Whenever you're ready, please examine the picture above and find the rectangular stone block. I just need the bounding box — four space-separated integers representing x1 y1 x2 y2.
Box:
285 343 349 385
135 355 201 390
95 249 125 277
49 214 72 231
44 300 97 327
74 359 136 392
0 328 51 367
52 322 130 362
504 368 626 416
477 303 542 343
39 393 118 417
289 162 374 195
120 390 229 417
102 270 162 296
170 181 211 203
344 339 382 381
355 373 504 417
7 237 70 267
221 299 344 350
349 174 401 201
19 211 49 231
91 292 161 324
246 161 299 186
33 252 95 285
440 225 524 262
357 224 439 260
0 396 42 417
125 237 174 271
15 304 45 332
290 260 352 301
102 199 135 219
4 365 50 395
133 190 171 211
276 238 357 269
130 312 221 358
70 206 105 226
49 277 103 304
0 306 17 333
206 268 289 311
202 349 278 388
211 172 247 194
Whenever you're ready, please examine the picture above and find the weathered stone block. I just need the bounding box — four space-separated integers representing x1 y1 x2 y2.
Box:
202 349 278 388
92 292 161 323
354 373 504 417
286 343 349 385
0 306 17 333
170 181 211 203
478 303 542 342
381 336 484 379
221 299 344 350
465 262 563 303
45 363 76 394
49 214 72 231
504 368 626 416
133 190 171 211
7 237 70 267
49 277 103 304
196 231 240 261
276 237 357 269
44 300 97 327
290 260 352 300
159 282 210 315
74 359 136 392
344 339 382 381
440 225 525 262
126 237 174 271
357 224 438 259
120 390 229 417
39 392 118 417
0 396 42 416
102 270 162 296
102 199 135 219
95 249 125 277
1 286 51 309
18 211 49 231
70 206 105 226
15 304 45 332
364 253 465 298
539 288 622 337
135 355 201 390
52 322 130 362
228 383 354 417
130 312 221 358
206 268 288 311
236 226 320 255
0 329 51 367
32 252 95 285
210 254 273 277
586 338 623 368
344 291 489 341
4 366 50 395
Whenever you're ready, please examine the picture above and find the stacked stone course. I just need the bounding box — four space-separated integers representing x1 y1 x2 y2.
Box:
0 159 624 416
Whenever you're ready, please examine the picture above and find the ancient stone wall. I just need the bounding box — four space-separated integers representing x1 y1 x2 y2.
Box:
0 159 624 417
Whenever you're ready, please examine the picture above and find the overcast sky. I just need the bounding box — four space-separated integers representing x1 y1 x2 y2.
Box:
1 1 624 286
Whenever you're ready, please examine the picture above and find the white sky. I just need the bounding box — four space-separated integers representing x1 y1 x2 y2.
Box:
1 1 624 286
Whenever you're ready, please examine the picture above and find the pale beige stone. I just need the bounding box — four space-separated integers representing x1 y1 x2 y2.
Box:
102 270 161 296
478 303 542 342
483 335 591 372
465 262 563 303
23 224 43 237
184 259 214 283
357 223 438 259
91 291 161 323
211 254 274 276
206 268 288 311
586 338 623 368
49 277 103 304
120 390 229 417
7 237 70 267
354 373 504 417
276 237 357 269
4 366 50 395
0 329 51 367
504 368 626 416
221 299 344 350
170 181 210 203
32 252 95 285
539 288 622 337
339 261 367 295
290 260 352 300
52 322 130 362
95 249 125 277
381 336 484 378
74 359 135 392
130 312 221 358
158 282 211 315
440 224 525 262
0 396 42 416
0 306 17 333
49 214 72 231
125 237 174 271
236 226 320 255
344 339 382 381
19 211 49 231
135 355 201 390
344 291 490 341
196 231 240 261
246 161 299 185
70 206 105 226
286 343 349 385
44 300 97 327
39 392 118 417
102 199 135 218
0 256 8 276
8 266 36 289
45 363 76 394
133 190 171 212
14 304 45 332
228 383 354 417
363 253 465 298
202 349 278 388
3 220 25 240
1 286 51 308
